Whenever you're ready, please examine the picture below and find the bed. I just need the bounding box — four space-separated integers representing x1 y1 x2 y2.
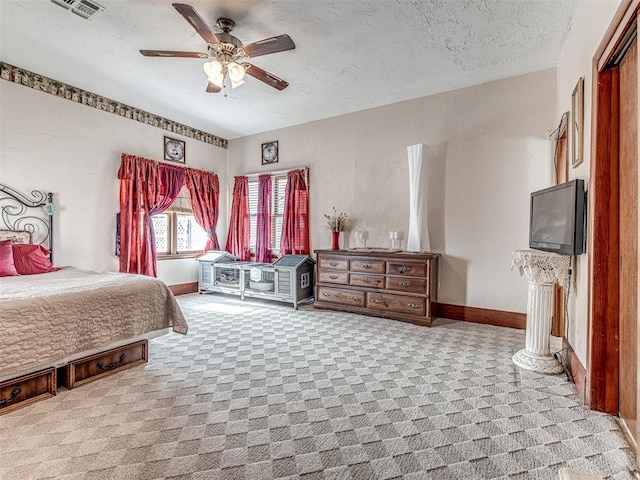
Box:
0 183 188 413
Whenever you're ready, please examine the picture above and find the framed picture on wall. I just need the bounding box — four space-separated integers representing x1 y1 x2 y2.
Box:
261 141 279 165
164 136 186 163
571 77 584 168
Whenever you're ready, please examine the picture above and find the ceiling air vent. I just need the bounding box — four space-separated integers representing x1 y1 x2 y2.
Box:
50 0 105 20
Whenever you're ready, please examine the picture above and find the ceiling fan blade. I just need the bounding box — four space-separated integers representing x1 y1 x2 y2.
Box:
140 50 209 58
172 3 221 45
243 63 289 90
240 34 295 58
206 82 221 93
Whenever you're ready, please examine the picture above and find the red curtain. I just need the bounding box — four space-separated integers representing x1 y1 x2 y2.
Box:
118 155 159 276
149 164 185 262
255 174 272 262
118 155 185 277
185 168 220 251
279 169 310 255
150 164 185 215
226 176 250 261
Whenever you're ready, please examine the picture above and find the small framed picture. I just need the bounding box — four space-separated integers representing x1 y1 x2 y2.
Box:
261 141 278 165
164 136 186 163
571 77 584 168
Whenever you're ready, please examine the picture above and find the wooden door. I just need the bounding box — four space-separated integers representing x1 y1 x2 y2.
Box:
619 37 638 447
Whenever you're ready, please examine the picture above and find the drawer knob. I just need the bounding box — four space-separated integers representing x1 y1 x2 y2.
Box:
330 262 338 266
351 296 360 301
400 281 411 287
408 303 421 309
363 278 371 283
0 387 21 406
323 292 330 297
399 267 412 273
363 264 373 270
329 275 338 279
97 353 126 371
372 298 384 304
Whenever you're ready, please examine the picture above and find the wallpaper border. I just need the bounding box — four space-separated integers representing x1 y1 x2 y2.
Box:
0 62 228 149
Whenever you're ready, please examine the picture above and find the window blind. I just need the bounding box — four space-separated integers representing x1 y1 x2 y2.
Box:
247 173 290 254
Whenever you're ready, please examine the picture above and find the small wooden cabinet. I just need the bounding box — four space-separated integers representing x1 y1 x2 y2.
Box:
314 250 438 326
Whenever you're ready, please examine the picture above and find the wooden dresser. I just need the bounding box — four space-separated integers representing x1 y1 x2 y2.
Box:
314 250 439 326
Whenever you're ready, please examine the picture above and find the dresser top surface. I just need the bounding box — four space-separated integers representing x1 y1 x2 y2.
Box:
315 249 439 259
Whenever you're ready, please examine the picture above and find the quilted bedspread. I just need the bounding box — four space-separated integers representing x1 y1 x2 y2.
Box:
0 267 188 378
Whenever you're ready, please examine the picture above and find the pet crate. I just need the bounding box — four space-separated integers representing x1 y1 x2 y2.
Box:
197 250 240 294
240 255 315 308
197 252 315 309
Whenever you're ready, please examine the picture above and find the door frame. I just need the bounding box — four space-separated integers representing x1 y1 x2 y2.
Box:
589 0 638 433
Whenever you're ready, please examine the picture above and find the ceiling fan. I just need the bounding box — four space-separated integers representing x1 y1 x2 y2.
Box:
140 3 295 94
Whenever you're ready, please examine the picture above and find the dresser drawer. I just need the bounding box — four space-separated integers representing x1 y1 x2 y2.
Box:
350 273 385 288
386 276 427 294
367 292 426 316
0 368 56 415
65 340 148 389
387 262 427 277
318 287 365 307
351 259 385 274
318 257 349 271
319 271 349 284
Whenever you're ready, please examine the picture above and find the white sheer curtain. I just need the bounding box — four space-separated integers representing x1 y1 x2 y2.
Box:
407 143 430 252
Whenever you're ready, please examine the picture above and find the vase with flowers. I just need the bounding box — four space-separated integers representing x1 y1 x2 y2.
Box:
324 207 348 250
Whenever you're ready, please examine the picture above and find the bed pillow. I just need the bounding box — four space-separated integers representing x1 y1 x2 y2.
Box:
0 240 19 277
12 244 59 275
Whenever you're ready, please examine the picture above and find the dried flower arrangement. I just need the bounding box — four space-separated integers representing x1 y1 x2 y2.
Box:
324 207 348 232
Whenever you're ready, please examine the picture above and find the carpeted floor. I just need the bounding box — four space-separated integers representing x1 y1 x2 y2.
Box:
0 294 636 480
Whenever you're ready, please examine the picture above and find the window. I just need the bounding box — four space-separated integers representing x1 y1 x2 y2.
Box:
152 185 208 256
248 174 288 255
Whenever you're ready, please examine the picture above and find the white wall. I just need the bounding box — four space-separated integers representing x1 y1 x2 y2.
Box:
0 80 227 286
228 69 556 313
555 0 622 366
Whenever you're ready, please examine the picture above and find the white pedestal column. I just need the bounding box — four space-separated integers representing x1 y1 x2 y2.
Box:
512 280 563 374
511 249 571 375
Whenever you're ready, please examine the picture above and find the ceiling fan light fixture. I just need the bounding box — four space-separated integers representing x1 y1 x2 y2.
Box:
227 61 246 82
208 74 225 88
230 77 245 89
203 59 222 77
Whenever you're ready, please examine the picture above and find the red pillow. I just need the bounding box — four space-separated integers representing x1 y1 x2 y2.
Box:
0 240 18 277
12 244 59 275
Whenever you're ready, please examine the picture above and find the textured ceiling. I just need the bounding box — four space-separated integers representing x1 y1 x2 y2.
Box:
0 0 577 140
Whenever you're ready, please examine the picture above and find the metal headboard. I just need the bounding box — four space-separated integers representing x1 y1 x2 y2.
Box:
0 183 55 262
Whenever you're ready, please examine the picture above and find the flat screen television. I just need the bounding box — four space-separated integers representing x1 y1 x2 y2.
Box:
529 179 586 255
